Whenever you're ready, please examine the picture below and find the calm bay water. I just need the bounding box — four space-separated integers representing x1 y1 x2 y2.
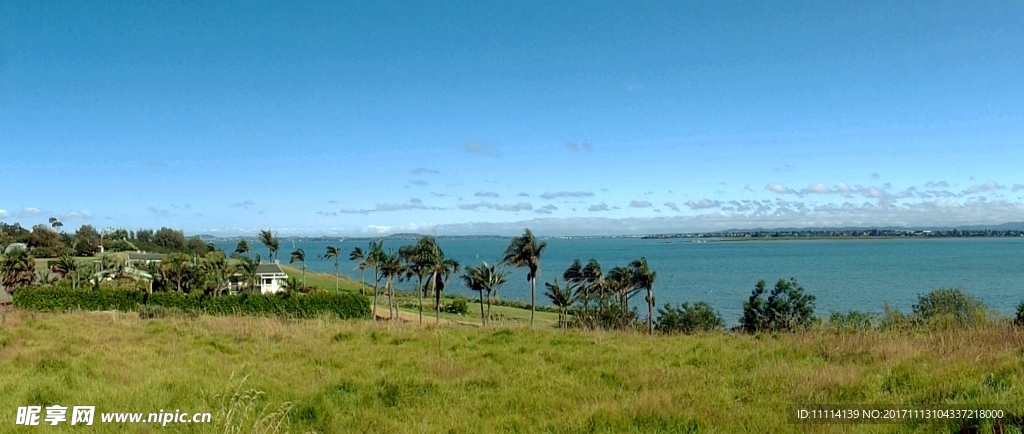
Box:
217 237 1024 324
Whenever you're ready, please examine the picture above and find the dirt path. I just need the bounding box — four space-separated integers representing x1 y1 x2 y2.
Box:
371 306 479 327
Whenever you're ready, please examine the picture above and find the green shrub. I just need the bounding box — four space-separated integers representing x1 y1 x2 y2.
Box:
828 310 878 331
912 288 987 329
1015 301 1024 326
13 286 371 319
740 278 816 333
655 301 724 334
443 296 469 315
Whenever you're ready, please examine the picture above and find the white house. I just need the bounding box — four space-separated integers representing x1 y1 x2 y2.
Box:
256 262 288 294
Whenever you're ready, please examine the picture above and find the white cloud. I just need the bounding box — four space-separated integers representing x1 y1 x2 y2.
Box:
925 181 950 188
835 182 853 194
765 183 793 194
0 209 7 219
62 211 94 220
805 183 831 194
540 191 594 200
458 202 533 212
684 199 721 210
535 204 558 214
412 167 440 174
474 191 500 198
588 203 610 212
229 200 256 209
18 207 42 217
1013 184 1024 192
663 202 680 212
629 200 652 208
962 181 1003 195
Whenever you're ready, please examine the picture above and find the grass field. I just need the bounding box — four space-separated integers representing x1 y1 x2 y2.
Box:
2 310 1022 433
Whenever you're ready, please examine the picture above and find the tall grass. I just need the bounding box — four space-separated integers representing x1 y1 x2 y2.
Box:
1 310 1021 433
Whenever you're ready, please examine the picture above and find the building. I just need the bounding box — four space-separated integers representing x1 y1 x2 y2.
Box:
126 252 166 267
256 262 288 294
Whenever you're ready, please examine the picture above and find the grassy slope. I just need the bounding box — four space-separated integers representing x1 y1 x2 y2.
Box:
282 265 561 327
1 311 1022 433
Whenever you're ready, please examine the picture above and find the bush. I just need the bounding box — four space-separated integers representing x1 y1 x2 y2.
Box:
912 288 987 329
443 296 469 315
740 277 816 333
1015 301 1024 326
13 286 371 319
655 301 724 334
828 310 877 331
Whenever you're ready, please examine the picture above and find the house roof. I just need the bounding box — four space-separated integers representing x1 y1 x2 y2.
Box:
256 263 286 275
127 252 166 261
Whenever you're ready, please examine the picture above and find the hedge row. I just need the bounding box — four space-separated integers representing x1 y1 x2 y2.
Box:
13 286 371 319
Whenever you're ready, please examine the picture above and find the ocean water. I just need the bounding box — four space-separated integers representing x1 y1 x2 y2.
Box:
216 237 1024 324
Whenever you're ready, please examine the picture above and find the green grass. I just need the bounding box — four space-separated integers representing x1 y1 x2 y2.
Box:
2 310 1022 433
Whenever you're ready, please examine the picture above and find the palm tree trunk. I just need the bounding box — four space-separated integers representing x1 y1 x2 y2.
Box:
647 287 654 335
372 272 380 321
434 274 442 324
529 277 536 328
301 264 306 289
486 291 492 325
478 290 486 326
417 276 423 325
334 261 339 292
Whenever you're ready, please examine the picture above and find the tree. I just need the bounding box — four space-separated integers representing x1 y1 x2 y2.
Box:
741 278 816 333
160 253 193 293
364 240 386 320
399 236 438 325
605 266 636 328
655 302 724 334
52 254 81 290
257 229 279 262
1 248 37 292
545 279 575 328
424 239 460 324
199 251 230 296
290 248 306 289
460 261 509 326
349 246 367 296
502 228 547 328
379 250 404 321
629 256 657 334
27 224 67 257
49 217 63 232
233 240 251 258
233 255 261 294
322 246 341 292
563 259 588 313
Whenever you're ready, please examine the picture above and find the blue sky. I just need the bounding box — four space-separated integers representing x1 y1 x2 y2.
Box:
2 1 1023 236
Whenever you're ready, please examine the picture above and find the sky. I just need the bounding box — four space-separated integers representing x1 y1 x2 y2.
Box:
2 1 1023 236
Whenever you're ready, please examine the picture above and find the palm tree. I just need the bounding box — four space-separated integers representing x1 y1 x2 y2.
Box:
460 261 509 326
424 240 460 324
582 259 605 305
257 229 279 262
160 253 192 293
2 249 38 293
399 237 435 325
379 250 404 321
545 279 575 328
629 257 657 334
563 259 588 313
502 228 547 328
606 266 636 329
322 246 341 292
364 240 386 320
233 240 251 258
349 246 367 295
233 254 261 294
200 251 230 296
290 248 306 289
52 254 81 290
